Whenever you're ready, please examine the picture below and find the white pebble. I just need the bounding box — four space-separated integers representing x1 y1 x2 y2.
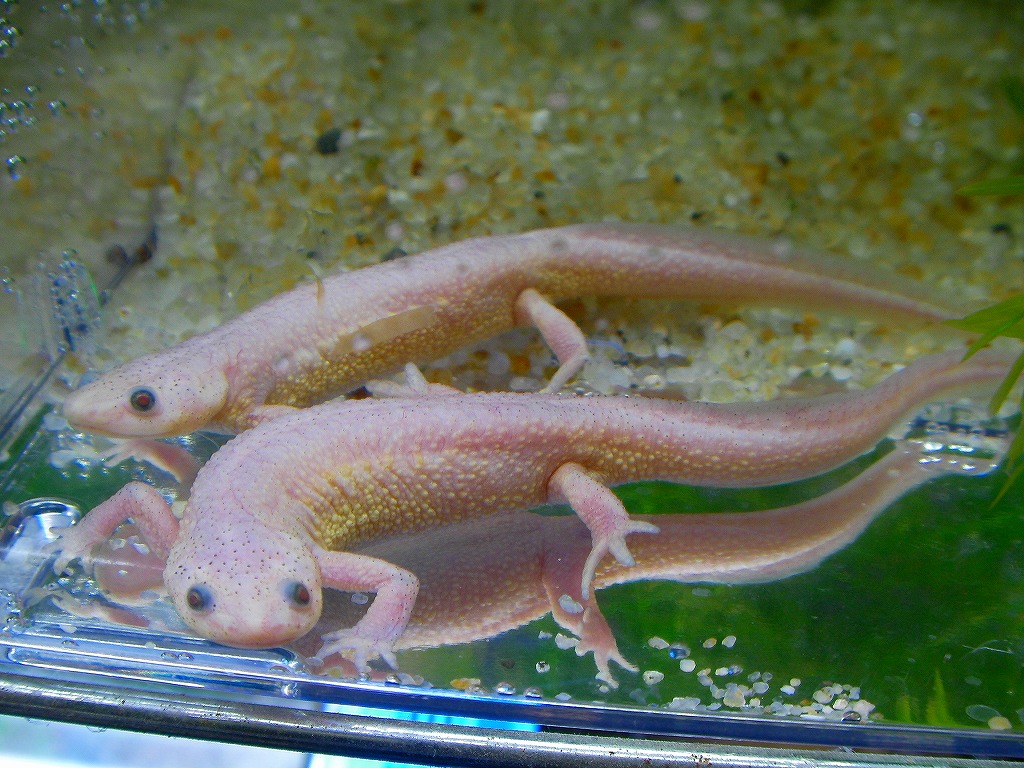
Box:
723 688 746 708
680 659 696 672
834 337 859 357
852 700 875 718
130 538 150 555
443 171 468 194
558 594 583 614
648 636 670 650
530 109 551 134
989 716 1012 731
643 670 665 686
554 633 578 650
669 696 701 711
722 635 736 648
829 365 853 382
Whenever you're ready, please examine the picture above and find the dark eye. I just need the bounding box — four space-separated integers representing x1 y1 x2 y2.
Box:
186 585 212 612
288 582 311 607
129 388 157 412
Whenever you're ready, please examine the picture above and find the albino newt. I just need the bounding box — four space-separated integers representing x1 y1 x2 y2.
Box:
48 348 1012 671
63 222 955 438
63 443 983 685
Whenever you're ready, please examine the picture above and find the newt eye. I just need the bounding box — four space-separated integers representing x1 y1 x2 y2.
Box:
129 388 157 413
186 585 213 612
287 582 311 607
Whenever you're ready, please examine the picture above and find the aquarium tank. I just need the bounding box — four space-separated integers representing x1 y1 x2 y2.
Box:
1 1 1023 764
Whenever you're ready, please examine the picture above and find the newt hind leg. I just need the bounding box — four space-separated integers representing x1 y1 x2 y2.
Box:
547 462 659 599
515 288 590 393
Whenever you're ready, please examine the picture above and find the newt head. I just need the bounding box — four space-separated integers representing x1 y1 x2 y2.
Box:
164 523 322 649
63 350 229 438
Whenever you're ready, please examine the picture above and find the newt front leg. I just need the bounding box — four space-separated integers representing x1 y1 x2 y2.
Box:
49 482 178 576
313 549 420 671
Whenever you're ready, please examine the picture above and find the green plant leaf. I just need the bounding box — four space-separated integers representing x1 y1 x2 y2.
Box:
987 351 1024 416
949 296 1024 506
946 294 1024 345
924 670 958 727
1003 76 1024 118
958 176 1024 196
992 446 1024 507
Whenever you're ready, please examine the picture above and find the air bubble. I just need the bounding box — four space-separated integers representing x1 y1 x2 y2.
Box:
5 153 24 179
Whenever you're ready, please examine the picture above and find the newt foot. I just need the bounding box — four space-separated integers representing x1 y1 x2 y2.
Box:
315 629 400 673
572 606 638 688
46 523 105 576
581 519 659 600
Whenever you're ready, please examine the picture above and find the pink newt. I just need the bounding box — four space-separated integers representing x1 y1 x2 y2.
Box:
49 348 1012 671
63 222 955 438
67 444 981 684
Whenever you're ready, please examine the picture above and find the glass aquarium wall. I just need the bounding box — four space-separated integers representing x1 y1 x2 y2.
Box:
1 0 1023 760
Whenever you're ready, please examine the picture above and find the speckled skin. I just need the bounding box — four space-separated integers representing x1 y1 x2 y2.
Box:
62 222 954 438
51 348 1012 670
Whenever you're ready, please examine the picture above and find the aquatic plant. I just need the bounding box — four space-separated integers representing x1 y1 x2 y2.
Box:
949 76 1024 500
959 177 1024 196
947 296 1024 500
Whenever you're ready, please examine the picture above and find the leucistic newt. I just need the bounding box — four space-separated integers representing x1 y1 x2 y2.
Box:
49 348 1013 671
64 444 986 684
299 444 990 684
63 222 957 439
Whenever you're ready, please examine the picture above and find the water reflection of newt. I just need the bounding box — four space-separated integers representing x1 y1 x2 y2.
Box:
298 445 987 685
77 444 990 686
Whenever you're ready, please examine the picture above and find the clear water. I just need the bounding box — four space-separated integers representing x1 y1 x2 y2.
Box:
1 0 1023 757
